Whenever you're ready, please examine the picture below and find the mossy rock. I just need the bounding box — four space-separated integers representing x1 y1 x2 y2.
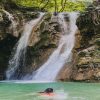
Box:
89 52 94 57
78 57 92 65
39 21 45 32
0 12 3 21
44 13 51 21
95 38 100 46
0 6 3 12
93 59 100 63
79 51 87 57
23 12 39 20
77 64 89 68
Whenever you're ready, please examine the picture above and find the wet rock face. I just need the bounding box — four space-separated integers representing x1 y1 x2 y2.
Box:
71 2 100 82
0 2 39 38
72 36 100 82
77 1 100 48
0 34 18 79
75 30 82 49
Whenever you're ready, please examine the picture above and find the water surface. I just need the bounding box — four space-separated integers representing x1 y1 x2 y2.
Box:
0 81 100 100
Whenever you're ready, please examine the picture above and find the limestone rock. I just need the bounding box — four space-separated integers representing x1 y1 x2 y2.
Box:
74 30 82 49
95 38 100 46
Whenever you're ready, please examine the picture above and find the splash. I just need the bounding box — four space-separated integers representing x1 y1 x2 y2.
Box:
38 89 68 100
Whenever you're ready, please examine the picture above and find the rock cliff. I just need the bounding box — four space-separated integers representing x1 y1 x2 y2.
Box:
57 1 100 82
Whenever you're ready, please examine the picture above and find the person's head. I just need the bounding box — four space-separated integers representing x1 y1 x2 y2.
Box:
44 88 53 93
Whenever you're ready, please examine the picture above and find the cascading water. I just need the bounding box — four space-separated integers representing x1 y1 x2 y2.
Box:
32 12 79 81
6 12 44 80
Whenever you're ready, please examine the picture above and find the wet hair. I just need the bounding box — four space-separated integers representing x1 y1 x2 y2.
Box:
44 88 53 93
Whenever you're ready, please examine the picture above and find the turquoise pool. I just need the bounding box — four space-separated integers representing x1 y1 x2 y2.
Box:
0 81 100 100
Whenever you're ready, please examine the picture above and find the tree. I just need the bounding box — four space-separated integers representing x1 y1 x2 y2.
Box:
7 0 86 12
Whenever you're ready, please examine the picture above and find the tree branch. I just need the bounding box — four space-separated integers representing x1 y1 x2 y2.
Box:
60 0 67 12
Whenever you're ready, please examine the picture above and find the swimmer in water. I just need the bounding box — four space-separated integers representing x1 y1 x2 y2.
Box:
38 88 54 96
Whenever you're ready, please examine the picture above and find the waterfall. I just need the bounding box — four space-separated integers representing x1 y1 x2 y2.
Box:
32 12 79 81
6 12 44 80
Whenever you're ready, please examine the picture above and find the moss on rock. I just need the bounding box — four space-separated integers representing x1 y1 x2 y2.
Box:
95 38 100 46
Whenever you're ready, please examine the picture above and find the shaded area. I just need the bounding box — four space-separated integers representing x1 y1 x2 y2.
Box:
0 34 18 79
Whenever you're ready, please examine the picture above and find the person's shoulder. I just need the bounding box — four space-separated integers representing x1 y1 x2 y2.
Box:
38 92 55 96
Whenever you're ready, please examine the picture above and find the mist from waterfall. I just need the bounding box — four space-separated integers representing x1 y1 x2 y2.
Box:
31 12 79 81
6 13 44 80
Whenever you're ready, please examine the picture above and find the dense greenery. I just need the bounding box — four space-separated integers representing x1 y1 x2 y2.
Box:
12 0 86 12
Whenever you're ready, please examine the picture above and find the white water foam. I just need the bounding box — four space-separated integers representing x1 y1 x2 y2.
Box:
0 80 53 84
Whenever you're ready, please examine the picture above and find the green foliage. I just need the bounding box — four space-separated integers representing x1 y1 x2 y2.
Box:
12 0 86 12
